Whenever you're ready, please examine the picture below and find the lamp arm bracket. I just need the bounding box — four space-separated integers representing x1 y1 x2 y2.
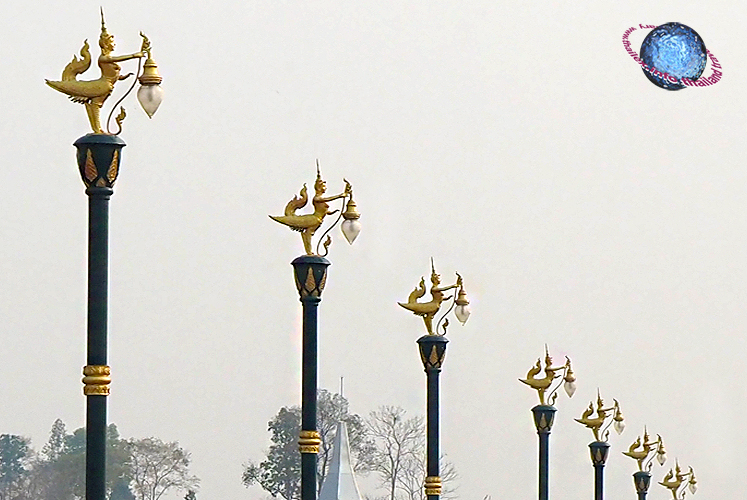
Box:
545 365 569 402
435 294 457 335
105 56 142 134
315 193 348 256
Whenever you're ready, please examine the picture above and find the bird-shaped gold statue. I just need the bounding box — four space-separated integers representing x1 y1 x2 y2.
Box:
575 390 624 441
623 428 666 471
270 165 353 255
399 260 464 335
659 462 685 494
659 462 696 499
520 346 575 405
46 9 149 134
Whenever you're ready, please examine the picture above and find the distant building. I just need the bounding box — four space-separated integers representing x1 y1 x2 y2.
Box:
318 421 363 500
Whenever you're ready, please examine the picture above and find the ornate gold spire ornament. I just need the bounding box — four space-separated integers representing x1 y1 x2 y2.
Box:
520 345 576 405
270 163 360 256
575 389 625 441
46 9 163 134
398 259 470 335
623 428 667 471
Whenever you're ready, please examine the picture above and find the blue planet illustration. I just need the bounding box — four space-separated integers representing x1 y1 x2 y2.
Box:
640 22 707 90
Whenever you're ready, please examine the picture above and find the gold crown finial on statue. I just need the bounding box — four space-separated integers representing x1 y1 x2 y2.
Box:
100 7 109 36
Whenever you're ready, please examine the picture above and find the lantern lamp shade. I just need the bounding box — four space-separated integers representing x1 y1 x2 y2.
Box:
564 379 577 398
341 218 361 245
137 84 164 118
454 303 470 325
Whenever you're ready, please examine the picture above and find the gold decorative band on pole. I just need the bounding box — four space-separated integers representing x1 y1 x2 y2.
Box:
298 430 322 454
82 365 111 396
424 476 442 496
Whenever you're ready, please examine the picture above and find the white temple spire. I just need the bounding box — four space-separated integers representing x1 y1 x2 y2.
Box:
318 421 363 500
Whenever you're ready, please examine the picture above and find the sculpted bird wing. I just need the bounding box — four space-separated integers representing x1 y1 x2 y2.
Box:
525 359 542 379
62 40 92 80
407 277 426 303
283 184 308 216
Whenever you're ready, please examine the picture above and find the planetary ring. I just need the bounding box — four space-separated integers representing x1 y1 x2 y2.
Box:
622 24 722 87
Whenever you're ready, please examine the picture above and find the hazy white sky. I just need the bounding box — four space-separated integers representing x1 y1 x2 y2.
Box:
1 1 746 499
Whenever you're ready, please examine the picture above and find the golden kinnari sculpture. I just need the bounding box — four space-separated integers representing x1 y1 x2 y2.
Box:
575 390 625 441
270 164 360 256
623 428 667 471
659 461 697 499
520 346 576 405
398 259 470 335
46 9 162 134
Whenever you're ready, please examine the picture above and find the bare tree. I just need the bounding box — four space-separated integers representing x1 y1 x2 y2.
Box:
367 407 424 500
396 454 458 500
367 407 458 500
127 437 199 500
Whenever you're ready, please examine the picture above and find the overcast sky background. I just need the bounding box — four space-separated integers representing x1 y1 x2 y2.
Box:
1 1 745 499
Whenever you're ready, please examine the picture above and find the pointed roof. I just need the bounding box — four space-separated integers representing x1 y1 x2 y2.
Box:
319 421 363 500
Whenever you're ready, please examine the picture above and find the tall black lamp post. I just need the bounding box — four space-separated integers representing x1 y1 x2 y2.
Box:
574 391 625 500
520 347 576 500
399 260 471 500
270 166 361 500
46 12 163 500
622 428 667 500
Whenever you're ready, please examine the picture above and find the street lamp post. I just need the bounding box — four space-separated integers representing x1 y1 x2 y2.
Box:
399 260 471 500
270 166 360 500
622 428 667 500
574 391 625 500
46 11 163 500
520 347 576 500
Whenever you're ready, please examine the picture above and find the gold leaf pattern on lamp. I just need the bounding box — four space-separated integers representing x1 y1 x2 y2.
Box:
429 346 440 367
107 149 119 183
84 149 97 185
304 267 316 297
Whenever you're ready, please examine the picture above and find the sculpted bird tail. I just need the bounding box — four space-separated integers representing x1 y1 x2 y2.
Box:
284 184 308 216
61 40 91 80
